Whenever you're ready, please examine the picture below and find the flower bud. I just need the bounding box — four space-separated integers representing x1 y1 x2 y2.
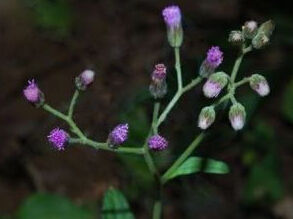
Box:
199 46 224 78
198 106 216 130
47 128 69 151
162 5 183 48
228 31 244 45
108 123 129 147
242 21 258 39
203 72 228 98
249 74 270 96
229 103 246 131
75 69 95 91
149 64 168 99
23 79 45 106
252 32 269 49
258 20 275 38
148 134 168 151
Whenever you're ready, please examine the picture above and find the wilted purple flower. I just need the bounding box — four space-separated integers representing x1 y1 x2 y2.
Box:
148 134 168 151
152 64 167 82
162 5 181 29
229 103 246 131
249 74 270 96
199 46 224 77
47 128 69 150
206 46 224 69
75 69 95 90
23 79 42 104
108 123 129 147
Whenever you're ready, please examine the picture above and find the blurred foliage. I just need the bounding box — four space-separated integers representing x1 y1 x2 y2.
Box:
101 188 135 219
243 120 283 204
24 0 73 38
17 193 94 219
282 77 293 123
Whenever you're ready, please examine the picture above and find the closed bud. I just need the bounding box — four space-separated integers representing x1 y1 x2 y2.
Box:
249 74 270 96
252 32 270 49
229 103 246 131
242 21 258 39
149 64 168 99
228 31 244 45
198 106 216 130
75 69 95 91
258 20 275 38
162 5 183 48
203 72 228 98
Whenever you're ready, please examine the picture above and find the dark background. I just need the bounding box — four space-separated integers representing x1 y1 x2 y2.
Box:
0 0 293 218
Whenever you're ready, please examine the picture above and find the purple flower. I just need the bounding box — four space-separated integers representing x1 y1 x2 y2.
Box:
23 79 41 103
152 64 167 82
162 5 181 29
254 82 270 96
148 134 168 151
108 123 129 147
75 69 95 90
47 128 69 150
203 80 222 98
206 46 223 69
229 103 246 131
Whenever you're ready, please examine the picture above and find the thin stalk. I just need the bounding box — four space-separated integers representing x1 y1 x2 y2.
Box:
69 138 144 154
68 90 79 118
43 104 68 121
175 47 183 90
234 77 251 88
161 133 205 184
152 102 160 134
153 199 162 219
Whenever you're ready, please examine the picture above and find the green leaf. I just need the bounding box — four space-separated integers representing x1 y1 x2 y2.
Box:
168 156 229 180
282 78 293 123
102 188 135 219
17 193 94 219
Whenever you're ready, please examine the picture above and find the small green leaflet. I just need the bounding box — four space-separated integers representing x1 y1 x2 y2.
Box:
168 156 229 180
102 188 135 219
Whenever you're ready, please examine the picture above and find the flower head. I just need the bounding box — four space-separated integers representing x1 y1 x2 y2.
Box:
228 31 244 45
203 72 228 98
162 5 181 29
148 134 168 151
152 64 167 82
47 128 69 150
206 46 224 69
198 106 216 129
75 69 95 90
23 79 42 104
108 123 129 147
242 21 258 39
229 103 246 131
249 74 270 96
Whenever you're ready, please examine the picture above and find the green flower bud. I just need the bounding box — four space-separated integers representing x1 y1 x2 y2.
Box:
229 103 246 131
228 30 244 45
242 21 258 39
198 106 216 130
252 32 270 49
249 74 270 96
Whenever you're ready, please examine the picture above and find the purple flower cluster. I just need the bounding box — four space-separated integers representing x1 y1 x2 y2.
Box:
23 79 41 103
162 5 181 29
206 46 223 69
148 134 168 151
108 123 129 147
47 128 69 150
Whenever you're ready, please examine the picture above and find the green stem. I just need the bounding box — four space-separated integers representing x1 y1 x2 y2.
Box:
153 199 162 219
68 90 79 118
43 104 68 121
152 102 160 134
161 133 205 184
175 47 183 90
234 77 251 88
182 77 203 93
69 138 144 154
